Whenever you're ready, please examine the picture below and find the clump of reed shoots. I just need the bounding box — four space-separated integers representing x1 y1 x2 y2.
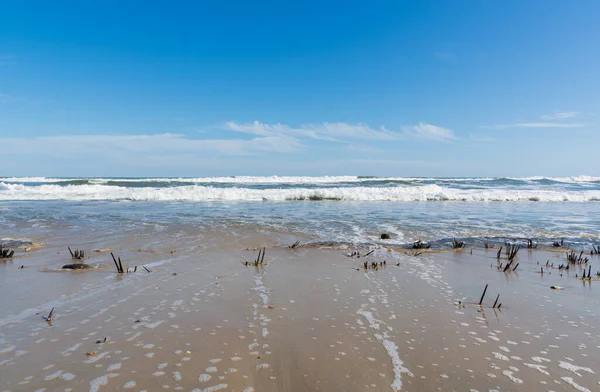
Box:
506 244 520 262
527 239 537 249
553 239 564 248
412 240 431 249
591 245 599 255
496 244 520 272
580 265 593 280
362 260 386 271
452 239 465 249
0 246 15 259
68 247 85 260
566 250 588 265
244 247 266 267
347 250 374 258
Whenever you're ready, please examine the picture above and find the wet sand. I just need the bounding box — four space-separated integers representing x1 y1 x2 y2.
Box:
1 233 600 392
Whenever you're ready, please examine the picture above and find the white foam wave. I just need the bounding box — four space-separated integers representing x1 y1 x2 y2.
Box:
1 183 599 202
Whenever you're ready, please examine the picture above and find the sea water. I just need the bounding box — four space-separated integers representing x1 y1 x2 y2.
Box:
1 176 599 247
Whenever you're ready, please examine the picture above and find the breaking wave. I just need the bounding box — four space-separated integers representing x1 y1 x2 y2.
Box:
1 183 599 202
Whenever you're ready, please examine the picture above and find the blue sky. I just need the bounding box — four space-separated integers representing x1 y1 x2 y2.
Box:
1 0 599 177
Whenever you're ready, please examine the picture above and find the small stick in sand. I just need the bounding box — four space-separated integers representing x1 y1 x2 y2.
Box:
111 252 122 273
492 294 500 308
43 307 54 323
143 266 151 273
289 240 300 249
479 284 488 306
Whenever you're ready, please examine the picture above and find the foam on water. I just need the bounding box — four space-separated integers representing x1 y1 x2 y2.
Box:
191 384 228 392
2 182 600 202
558 361 595 376
523 363 550 376
502 370 523 384
89 373 118 392
198 374 212 382
378 337 414 391
561 377 592 392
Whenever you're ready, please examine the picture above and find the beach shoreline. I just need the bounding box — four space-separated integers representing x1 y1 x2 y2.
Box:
2 227 599 391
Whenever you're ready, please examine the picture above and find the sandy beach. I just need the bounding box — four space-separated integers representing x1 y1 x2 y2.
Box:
1 226 600 392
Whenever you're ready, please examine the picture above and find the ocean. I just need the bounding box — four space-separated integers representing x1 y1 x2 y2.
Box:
1 175 599 248
2 176 600 391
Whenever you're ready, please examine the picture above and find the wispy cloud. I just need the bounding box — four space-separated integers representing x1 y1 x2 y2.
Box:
223 121 399 142
402 122 455 141
0 121 457 175
224 121 454 143
540 111 579 120
482 110 587 130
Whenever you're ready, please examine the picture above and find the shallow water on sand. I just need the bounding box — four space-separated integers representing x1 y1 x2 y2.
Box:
2 197 600 391
2 200 600 247
1 210 600 391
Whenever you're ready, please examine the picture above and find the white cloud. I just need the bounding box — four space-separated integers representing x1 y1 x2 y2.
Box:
223 121 400 142
540 111 579 120
308 122 397 140
403 122 455 141
224 121 457 142
0 120 456 175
